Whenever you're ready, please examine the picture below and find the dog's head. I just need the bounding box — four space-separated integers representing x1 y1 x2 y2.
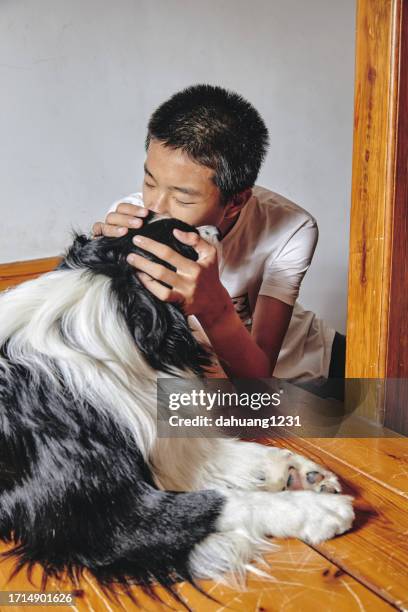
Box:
58 213 213 376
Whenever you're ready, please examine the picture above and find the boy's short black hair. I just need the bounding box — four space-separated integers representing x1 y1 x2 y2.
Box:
145 84 269 202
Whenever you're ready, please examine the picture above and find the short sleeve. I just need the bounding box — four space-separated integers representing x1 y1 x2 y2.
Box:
106 192 144 216
259 216 318 306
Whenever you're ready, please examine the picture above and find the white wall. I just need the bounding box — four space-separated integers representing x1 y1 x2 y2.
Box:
0 0 356 332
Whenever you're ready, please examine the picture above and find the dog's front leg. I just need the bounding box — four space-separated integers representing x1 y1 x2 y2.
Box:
215 440 342 494
151 438 341 494
213 440 342 494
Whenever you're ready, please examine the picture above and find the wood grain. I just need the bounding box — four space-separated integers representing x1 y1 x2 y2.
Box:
384 0 408 434
298 437 408 497
0 257 61 292
270 437 408 608
347 0 408 433
0 539 393 612
347 0 396 379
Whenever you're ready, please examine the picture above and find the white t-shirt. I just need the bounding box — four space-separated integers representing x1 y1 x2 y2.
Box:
108 186 335 382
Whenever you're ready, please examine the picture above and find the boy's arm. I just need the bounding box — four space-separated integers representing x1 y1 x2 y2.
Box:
197 295 293 378
251 295 294 372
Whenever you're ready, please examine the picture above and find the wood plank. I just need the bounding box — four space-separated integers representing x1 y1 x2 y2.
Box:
385 0 408 383
298 437 408 497
0 257 61 278
347 0 397 380
0 539 393 612
347 0 408 433
0 275 48 292
269 437 408 608
382 0 408 434
0 257 61 292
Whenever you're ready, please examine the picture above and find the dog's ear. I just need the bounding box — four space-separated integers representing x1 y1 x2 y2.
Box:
113 269 211 376
117 218 211 374
57 234 92 270
58 231 133 279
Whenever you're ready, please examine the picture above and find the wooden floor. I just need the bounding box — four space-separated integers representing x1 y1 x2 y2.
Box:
1 436 407 611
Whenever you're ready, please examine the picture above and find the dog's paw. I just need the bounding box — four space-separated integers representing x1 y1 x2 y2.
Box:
293 492 355 544
243 446 341 494
255 448 294 492
285 453 341 494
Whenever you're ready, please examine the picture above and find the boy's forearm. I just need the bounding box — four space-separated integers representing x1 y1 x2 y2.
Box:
197 296 272 379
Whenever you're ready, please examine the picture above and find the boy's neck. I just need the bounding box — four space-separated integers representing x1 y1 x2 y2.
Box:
218 213 241 240
218 189 253 239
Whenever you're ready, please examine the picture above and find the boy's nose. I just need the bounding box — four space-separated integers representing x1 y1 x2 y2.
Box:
149 193 168 215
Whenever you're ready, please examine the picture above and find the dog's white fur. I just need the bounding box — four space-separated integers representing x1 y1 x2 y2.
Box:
0 266 354 585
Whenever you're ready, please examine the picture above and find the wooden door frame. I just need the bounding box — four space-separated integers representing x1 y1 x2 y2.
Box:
347 0 408 432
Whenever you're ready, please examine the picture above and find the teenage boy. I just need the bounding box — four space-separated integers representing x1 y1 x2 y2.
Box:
93 84 345 398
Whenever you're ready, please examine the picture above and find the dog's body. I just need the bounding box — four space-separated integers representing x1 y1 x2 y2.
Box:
0 216 354 597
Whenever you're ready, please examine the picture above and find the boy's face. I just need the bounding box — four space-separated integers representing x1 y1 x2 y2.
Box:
143 140 230 227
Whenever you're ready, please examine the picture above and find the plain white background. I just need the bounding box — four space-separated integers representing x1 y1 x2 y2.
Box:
0 0 356 333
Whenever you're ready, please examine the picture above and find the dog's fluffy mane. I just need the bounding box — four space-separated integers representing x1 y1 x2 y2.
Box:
0 215 222 605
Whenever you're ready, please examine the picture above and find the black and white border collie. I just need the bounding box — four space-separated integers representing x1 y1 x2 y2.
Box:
0 215 354 600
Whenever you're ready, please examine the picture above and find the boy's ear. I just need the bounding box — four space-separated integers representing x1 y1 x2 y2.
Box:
224 188 252 219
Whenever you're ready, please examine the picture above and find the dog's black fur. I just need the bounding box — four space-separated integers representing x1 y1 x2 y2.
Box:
0 216 224 603
58 217 212 375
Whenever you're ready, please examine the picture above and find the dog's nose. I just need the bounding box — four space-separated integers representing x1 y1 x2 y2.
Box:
197 225 222 261
197 225 221 244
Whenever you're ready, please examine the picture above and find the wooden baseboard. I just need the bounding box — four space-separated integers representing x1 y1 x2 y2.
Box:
0 257 61 292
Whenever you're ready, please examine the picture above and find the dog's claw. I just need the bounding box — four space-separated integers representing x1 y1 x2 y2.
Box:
306 470 323 484
320 484 339 493
284 457 342 494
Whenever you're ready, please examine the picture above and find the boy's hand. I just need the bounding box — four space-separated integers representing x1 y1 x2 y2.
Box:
126 229 232 320
92 203 150 238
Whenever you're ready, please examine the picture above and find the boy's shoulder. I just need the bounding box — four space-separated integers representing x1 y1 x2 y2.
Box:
252 185 317 227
